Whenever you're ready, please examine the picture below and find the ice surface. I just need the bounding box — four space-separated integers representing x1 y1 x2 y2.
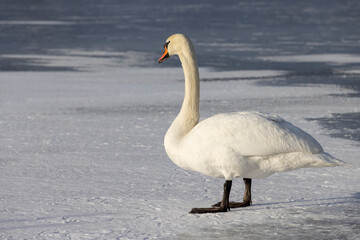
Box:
1 56 359 239
260 54 360 64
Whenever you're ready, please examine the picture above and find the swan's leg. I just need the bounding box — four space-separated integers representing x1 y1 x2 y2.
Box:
212 178 252 208
231 178 252 207
190 180 232 214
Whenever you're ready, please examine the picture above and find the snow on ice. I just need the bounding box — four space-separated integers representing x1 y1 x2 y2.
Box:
0 51 359 239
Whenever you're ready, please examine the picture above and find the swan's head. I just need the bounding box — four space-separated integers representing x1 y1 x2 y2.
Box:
158 34 193 63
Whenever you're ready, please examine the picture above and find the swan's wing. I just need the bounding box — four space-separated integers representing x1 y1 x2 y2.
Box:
186 112 323 156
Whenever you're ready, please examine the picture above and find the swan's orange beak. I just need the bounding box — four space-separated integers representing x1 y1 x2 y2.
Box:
158 46 169 63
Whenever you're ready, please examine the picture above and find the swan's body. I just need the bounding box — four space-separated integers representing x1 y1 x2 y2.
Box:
158 34 344 214
166 111 340 180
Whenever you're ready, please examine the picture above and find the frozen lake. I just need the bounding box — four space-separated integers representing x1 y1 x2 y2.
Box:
1 1 360 239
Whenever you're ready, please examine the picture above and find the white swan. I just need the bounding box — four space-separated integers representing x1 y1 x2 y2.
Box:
158 34 344 214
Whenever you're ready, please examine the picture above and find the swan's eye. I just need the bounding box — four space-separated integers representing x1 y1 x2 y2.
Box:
164 41 170 49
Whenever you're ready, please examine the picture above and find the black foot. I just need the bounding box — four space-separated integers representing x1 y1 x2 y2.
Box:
190 180 232 214
190 206 228 214
212 201 251 208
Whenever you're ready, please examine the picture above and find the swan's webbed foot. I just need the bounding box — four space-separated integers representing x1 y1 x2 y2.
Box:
190 180 232 214
212 201 251 208
190 206 228 214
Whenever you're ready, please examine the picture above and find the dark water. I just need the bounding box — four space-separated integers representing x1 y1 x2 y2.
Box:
1 0 360 142
1 0 360 70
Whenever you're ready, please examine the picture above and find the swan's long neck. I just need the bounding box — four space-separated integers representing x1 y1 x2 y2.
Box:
172 46 200 136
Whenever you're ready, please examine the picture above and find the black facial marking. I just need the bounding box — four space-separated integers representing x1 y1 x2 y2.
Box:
163 41 170 49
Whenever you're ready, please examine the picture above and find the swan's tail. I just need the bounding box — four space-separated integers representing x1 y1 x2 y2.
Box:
255 151 348 176
314 152 348 167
